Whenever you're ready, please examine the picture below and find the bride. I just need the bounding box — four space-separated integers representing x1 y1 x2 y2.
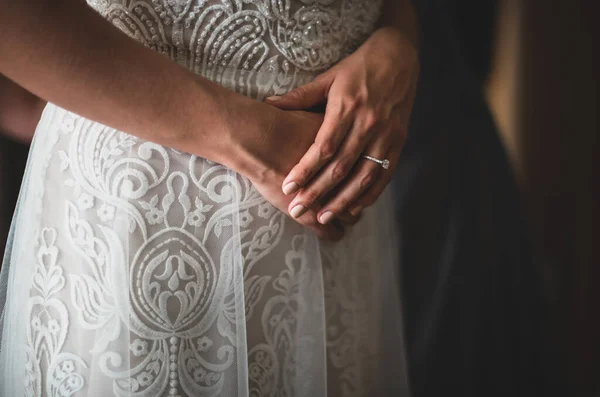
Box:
0 0 418 395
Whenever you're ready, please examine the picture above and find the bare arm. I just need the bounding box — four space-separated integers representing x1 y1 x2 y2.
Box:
0 0 268 170
0 0 344 239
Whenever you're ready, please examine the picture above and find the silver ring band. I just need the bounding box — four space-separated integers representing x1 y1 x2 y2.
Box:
361 155 390 170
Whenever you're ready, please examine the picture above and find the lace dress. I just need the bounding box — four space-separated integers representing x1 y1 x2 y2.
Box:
0 1 409 396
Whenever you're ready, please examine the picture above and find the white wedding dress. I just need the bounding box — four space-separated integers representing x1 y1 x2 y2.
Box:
0 1 409 396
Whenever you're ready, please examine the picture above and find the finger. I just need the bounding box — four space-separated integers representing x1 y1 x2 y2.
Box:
348 172 393 216
286 110 381 217
298 208 344 241
318 181 361 226
340 115 408 218
347 146 403 216
337 210 362 226
265 74 332 110
319 141 400 223
281 100 354 195
347 118 407 215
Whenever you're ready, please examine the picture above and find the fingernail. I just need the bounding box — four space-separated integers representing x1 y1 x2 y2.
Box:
290 204 307 219
319 211 335 225
266 95 283 102
349 205 363 217
282 181 299 195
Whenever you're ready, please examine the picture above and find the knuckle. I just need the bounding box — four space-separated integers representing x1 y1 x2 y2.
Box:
330 161 350 183
313 74 327 84
291 85 307 99
363 108 381 131
359 169 377 190
343 96 359 113
301 189 321 205
334 197 351 211
334 96 358 115
313 73 330 86
295 165 313 183
317 140 336 160
355 129 372 145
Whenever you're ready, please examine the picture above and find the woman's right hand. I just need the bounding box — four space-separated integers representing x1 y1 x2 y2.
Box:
223 101 349 241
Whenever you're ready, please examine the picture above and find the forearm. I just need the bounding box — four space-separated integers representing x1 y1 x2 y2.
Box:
0 74 45 143
0 0 255 166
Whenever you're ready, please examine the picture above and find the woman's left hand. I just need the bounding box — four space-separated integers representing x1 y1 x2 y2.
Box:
265 27 419 224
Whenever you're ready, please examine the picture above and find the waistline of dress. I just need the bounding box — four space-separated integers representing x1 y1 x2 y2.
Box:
169 55 322 99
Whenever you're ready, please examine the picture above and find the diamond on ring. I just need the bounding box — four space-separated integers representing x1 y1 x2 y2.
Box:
362 155 390 170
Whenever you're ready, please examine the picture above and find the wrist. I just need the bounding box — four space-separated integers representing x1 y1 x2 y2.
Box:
227 99 279 182
376 0 419 53
165 79 259 175
371 26 418 59
190 87 276 181
363 27 419 82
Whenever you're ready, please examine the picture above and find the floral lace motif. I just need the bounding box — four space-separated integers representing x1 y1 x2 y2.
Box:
15 1 388 396
25 228 87 397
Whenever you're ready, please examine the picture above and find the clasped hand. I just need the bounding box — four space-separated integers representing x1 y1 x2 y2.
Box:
231 28 418 240
265 28 418 235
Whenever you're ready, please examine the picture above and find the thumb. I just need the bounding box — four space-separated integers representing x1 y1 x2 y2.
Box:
265 74 331 110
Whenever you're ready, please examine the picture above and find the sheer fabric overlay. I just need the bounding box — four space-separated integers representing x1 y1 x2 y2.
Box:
0 1 410 396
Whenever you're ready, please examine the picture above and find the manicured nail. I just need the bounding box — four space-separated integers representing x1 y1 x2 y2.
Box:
349 205 363 217
282 181 299 195
266 95 283 102
290 205 307 219
319 211 335 225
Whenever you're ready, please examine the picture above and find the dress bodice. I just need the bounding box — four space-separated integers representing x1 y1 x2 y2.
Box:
87 0 383 96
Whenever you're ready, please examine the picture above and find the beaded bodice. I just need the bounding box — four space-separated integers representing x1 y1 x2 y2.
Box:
87 0 383 96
